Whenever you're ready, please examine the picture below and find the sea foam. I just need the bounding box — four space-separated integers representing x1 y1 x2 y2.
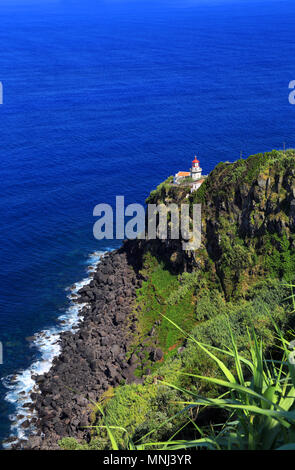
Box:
2 250 108 448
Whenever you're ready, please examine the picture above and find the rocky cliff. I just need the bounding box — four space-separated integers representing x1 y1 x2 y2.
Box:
15 149 295 449
192 149 295 297
143 149 295 298
17 248 142 449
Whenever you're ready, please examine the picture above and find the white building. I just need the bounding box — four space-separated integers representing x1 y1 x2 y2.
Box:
191 156 202 180
174 155 205 192
173 171 190 184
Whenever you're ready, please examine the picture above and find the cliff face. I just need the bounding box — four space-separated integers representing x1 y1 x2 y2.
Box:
17 248 142 450
144 150 295 298
18 150 295 450
77 150 295 450
197 150 295 297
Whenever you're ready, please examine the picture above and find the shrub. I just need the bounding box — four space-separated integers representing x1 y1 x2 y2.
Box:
162 317 295 450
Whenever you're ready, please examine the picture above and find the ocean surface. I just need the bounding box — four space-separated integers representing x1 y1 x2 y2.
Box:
1 0 295 446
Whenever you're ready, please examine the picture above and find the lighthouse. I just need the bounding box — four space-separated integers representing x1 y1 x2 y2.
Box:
173 154 206 192
191 156 202 181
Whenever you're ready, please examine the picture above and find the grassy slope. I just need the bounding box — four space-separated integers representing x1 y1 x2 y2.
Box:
60 150 295 449
132 253 196 356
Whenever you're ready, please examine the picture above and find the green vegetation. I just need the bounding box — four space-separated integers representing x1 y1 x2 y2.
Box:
189 149 295 298
60 311 295 450
166 272 200 305
146 176 175 204
146 176 190 205
133 253 196 353
59 150 295 450
191 148 295 205
158 314 295 450
264 233 295 280
59 279 292 450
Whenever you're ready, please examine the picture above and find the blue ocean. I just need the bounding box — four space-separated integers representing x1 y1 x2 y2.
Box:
1 0 295 446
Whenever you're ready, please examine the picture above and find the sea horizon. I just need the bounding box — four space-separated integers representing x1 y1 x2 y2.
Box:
1 0 295 447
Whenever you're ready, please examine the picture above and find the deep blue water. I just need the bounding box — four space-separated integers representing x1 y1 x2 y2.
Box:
1 0 295 446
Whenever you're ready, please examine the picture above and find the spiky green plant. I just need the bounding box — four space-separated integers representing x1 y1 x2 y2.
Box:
158 314 295 450
60 290 295 451
79 317 295 450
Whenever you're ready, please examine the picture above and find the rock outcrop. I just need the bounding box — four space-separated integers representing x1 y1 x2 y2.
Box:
13 149 295 449
18 247 142 449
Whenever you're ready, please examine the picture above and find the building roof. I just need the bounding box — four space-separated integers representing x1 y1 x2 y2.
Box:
193 178 205 185
176 171 190 177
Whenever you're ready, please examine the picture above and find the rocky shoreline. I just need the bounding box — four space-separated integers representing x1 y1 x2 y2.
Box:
12 244 143 450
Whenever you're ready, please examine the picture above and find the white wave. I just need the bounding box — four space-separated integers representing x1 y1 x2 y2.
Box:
2 250 108 448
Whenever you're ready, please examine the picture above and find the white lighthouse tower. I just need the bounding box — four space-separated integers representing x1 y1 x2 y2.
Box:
191 156 202 181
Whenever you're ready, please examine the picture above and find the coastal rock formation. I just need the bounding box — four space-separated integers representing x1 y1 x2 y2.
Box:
11 149 295 449
18 248 142 450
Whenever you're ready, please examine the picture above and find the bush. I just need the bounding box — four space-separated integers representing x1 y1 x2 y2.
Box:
161 318 295 450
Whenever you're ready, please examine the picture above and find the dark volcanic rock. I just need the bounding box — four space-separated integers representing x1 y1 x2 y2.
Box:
151 348 164 362
21 245 142 450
